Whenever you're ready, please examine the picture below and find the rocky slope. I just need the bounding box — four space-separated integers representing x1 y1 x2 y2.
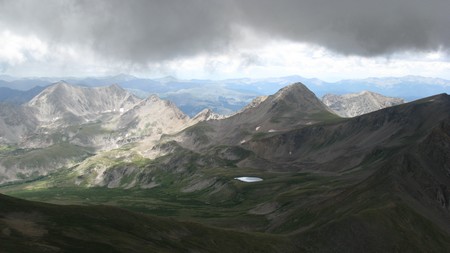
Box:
0 103 37 144
322 91 404 117
116 95 189 133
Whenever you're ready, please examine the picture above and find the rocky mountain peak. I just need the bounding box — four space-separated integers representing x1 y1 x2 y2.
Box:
192 83 339 148
105 83 125 92
267 82 332 116
27 82 141 124
272 83 322 109
35 81 73 95
137 95 183 114
144 94 162 103
322 91 405 117
191 108 225 123
53 80 71 87
272 83 313 101
116 94 190 140
238 83 324 115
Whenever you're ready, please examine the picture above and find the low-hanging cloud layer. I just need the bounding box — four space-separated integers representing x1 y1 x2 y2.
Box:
0 0 450 62
1 0 449 65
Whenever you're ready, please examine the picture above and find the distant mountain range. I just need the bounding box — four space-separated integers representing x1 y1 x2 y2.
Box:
0 86 45 104
0 75 449 116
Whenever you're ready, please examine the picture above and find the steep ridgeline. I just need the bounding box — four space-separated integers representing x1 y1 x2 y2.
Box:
27 82 141 126
322 91 404 117
176 83 339 149
238 94 450 250
114 95 190 140
243 94 450 172
190 108 227 124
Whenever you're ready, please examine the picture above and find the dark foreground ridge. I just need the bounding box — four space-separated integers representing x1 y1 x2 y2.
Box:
0 193 291 253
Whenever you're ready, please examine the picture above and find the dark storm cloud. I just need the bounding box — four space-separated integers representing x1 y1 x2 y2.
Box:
0 0 449 63
238 0 450 56
0 0 236 63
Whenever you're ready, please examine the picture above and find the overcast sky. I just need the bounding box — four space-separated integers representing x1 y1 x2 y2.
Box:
0 0 449 81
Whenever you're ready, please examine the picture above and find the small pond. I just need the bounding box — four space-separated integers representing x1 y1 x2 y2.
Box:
234 177 263 182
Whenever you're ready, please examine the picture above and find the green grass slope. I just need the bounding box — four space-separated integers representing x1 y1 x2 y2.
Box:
0 193 290 253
